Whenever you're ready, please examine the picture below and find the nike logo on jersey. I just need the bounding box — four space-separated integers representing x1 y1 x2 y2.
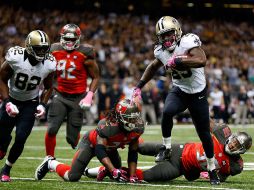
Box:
199 96 205 99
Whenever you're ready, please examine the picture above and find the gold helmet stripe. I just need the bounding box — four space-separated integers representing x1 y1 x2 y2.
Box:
37 30 47 43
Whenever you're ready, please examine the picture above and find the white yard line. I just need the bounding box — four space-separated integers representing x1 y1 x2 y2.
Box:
11 177 242 190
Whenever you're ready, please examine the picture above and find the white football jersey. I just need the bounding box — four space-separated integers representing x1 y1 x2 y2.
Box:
154 33 206 94
5 46 56 101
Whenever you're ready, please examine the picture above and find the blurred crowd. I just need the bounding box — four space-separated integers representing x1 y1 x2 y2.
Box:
0 6 254 125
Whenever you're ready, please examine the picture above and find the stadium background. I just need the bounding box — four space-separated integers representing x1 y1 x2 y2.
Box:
0 1 254 190
0 0 254 125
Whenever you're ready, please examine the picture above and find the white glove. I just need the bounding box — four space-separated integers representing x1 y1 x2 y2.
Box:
6 102 19 117
35 104 46 119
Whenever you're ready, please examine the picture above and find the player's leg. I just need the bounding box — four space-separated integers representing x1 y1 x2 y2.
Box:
138 144 184 182
66 145 94 181
188 88 220 185
35 135 94 181
46 96 67 157
66 101 83 149
138 143 162 156
0 101 16 182
156 86 186 162
1 100 37 181
0 104 15 160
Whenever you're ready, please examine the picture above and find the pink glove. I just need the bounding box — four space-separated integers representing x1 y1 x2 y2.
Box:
79 91 94 110
129 175 140 183
200 171 209 179
6 102 19 117
35 104 46 119
166 55 187 69
167 55 177 69
131 88 142 103
111 168 128 182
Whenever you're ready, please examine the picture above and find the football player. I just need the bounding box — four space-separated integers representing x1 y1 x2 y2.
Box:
131 16 220 184
136 122 252 182
0 30 56 182
44 24 100 157
86 120 252 183
35 99 145 183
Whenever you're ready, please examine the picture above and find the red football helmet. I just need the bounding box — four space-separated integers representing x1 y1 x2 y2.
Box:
60 24 81 51
115 99 143 131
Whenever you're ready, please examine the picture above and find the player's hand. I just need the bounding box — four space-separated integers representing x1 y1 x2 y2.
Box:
166 55 187 69
79 91 94 110
129 175 140 183
111 168 128 182
200 172 209 179
35 104 46 119
6 102 19 117
131 87 142 103
166 54 177 69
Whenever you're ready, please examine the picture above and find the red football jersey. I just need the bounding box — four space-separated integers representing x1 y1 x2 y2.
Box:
182 135 231 175
88 119 145 149
51 43 95 94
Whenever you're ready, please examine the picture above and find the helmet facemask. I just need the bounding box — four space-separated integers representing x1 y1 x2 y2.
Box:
60 24 81 51
118 112 143 132
156 16 182 51
115 99 143 132
31 45 50 61
25 30 50 62
158 30 178 51
225 132 252 155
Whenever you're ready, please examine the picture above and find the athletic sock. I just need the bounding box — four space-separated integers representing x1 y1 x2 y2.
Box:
45 132 56 157
163 137 171 149
207 156 216 171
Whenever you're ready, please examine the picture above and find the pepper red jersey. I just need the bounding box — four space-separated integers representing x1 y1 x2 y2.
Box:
88 119 145 149
182 124 243 177
50 43 95 94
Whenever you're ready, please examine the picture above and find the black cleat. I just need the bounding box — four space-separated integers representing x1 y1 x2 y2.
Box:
35 156 55 180
208 169 220 185
155 145 172 162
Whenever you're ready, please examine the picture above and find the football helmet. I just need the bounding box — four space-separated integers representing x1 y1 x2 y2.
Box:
225 132 252 155
60 24 81 51
156 16 182 51
115 99 143 132
25 30 50 61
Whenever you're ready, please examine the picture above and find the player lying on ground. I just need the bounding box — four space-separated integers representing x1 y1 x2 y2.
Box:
35 99 145 182
86 120 252 183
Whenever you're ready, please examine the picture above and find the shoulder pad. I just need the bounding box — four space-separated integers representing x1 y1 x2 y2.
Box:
96 119 109 138
5 46 25 63
78 44 95 59
44 53 57 72
154 44 163 59
50 43 63 52
180 33 202 50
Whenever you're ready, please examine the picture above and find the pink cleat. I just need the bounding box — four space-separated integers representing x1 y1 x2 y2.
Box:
1 174 11 182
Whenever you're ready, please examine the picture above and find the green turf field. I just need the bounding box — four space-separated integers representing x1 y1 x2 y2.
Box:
0 123 253 190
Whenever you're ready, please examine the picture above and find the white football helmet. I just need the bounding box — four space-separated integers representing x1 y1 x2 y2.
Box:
25 30 50 61
60 24 81 51
225 131 252 155
156 16 182 51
